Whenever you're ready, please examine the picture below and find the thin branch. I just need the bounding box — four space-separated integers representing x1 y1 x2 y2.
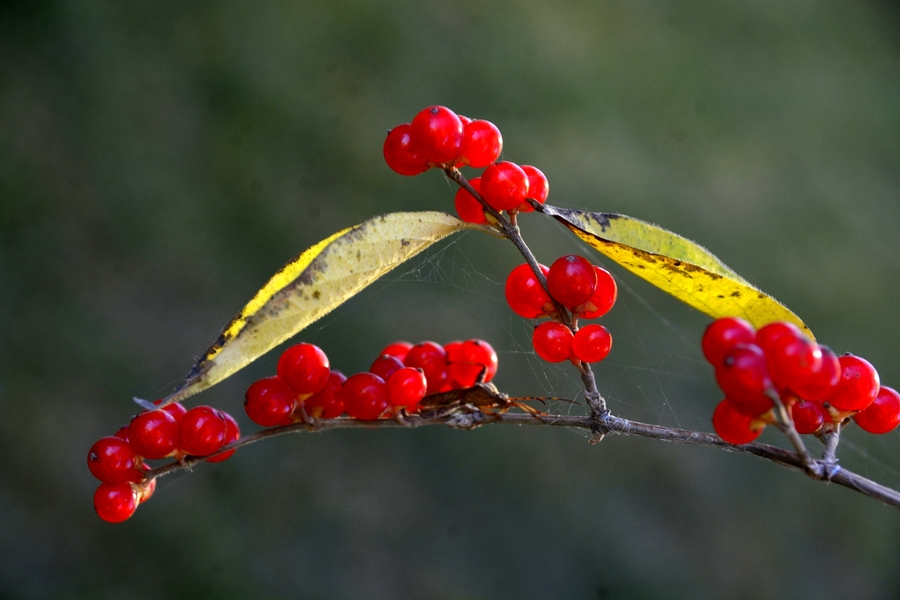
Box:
144 408 900 510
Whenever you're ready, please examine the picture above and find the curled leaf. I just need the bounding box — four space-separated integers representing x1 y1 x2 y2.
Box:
538 204 811 335
161 211 479 405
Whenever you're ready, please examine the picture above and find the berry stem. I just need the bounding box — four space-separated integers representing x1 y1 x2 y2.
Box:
766 388 820 477
820 423 842 475
444 166 607 416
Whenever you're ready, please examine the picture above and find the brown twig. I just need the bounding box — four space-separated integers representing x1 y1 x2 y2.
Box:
143 408 900 509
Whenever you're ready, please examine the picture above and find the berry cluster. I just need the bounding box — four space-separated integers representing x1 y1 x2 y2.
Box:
703 317 900 444
87 402 240 522
244 339 498 425
505 255 617 364
383 105 549 223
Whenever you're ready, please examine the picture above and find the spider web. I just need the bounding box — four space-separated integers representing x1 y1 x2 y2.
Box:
301 230 900 492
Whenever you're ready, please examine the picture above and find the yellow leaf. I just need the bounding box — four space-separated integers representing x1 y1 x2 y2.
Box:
539 204 811 335
161 211 479 405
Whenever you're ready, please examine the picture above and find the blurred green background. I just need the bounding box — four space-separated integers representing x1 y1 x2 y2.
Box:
3 0 900 598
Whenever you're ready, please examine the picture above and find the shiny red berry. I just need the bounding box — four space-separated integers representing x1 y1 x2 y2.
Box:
792 345 841 401
714 343 772 404
826 354 880 412
701 317 757 367
410 106 464 165
303 370 347 419
447 338 499 383
244 376 296 427
379 341 413 362
854 386 900 434
578 267 617 319
791 399 826 435
765 336 823 392
207 411 240 463
94 482 138 523
128 409 179 459
387 367 428 408
404 341 449 394
277 343 330 396
505 263 553 319
517 165 548 212
87 437 145 483
532 322 574 363
480 161 529 211
712 398 764 444
454 178 487 225
370 354 405 381
179 405 228 456
572 324 612 363
460 120 502 168
755 321 803 356
383 124 429 176
547 255 597 308
342 373 389 420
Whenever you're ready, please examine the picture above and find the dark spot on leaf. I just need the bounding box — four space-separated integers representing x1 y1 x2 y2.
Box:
717 295 725 298
312 290 320 300
401 239 410 247
730 291 741 297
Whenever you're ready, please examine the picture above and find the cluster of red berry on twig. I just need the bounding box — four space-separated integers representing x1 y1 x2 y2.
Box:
384 106 616 370
506 255 617 365
383 105 548 223
245 339 499 425
703 317 900 444
87 402 240 522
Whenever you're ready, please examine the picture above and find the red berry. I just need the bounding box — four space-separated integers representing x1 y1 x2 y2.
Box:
383 124 429 176
87 437 145 483
765 336 823 392
547 255 598 308
277 343 330 396
404 341 448 394
517 165 549 212
379 341 413 362
505 263 553 319
303 370 347 419
94 482 138 523
701 317 757 367
244 376 296 427
480 161 529 211
342 373 389 420
447 362 486 389
179 405 228 456
387 367 428 408
714 343 772 404
792 345 841 401
128 409 179 460
826 354 880 412
447 338 499 383
727 392 774 417
712 399 765 444
370 354 405 381
854 386 900 434
153 399 187 424
578 267 617 319
755 321 803 356
572 324 612 363
410 106 464 165
460 120 502 168
454 177 487 225
113 425 131 443
791 399 826 435
532 322 574 363
207 411 240 463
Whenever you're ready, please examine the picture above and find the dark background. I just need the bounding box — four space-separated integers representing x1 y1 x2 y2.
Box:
3 1 900 598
